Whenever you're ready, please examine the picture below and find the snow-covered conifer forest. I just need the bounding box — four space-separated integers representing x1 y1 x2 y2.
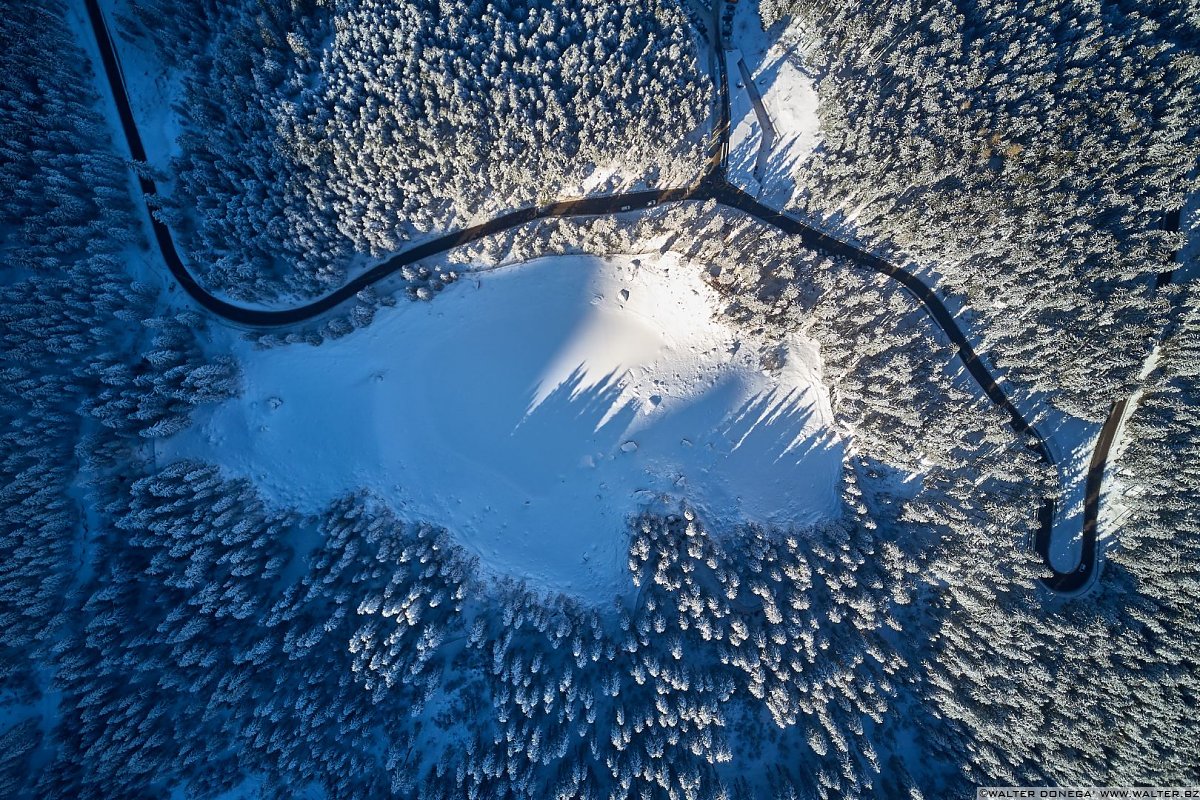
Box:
1 0 1197 798
129 0 709 300
765 0 1198 420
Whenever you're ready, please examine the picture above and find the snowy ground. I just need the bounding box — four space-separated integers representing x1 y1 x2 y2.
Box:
1098 359 1158 539
1035 409 1099 573
723 0 821 208
162 254 844 600
559 166 660 200
725 48 764 193
97 0 183 181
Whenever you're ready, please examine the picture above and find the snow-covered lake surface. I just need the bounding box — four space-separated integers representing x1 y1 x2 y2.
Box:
163 254 844 598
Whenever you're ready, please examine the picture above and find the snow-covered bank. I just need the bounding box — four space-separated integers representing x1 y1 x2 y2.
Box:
162 254 844 599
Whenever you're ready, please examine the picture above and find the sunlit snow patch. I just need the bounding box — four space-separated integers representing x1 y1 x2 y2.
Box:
725 0 822 208
162 254 843 599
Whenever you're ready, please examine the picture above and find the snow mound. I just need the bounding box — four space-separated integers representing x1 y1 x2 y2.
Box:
163 254 844 599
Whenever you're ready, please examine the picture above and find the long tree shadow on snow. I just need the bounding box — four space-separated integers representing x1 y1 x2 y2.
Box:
508 365 641 484
717 387 832 466
517 363 843 525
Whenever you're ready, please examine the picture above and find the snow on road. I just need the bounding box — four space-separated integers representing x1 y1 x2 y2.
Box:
163 254 844 599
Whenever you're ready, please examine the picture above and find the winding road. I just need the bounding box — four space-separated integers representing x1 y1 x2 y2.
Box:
85 0 1115 594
